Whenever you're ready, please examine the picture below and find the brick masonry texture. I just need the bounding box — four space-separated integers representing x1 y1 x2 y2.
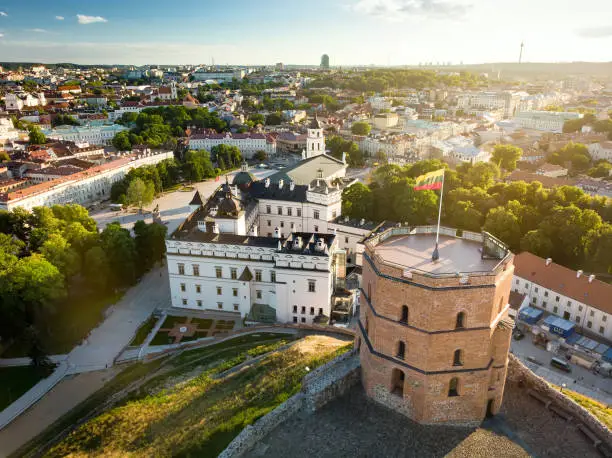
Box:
357 243 514 425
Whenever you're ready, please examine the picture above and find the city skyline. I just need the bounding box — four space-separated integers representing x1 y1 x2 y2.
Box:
0 0 610 65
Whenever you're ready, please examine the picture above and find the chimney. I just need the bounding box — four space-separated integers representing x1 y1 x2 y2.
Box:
545 258 552 266
577 270 583 278
588 274 595 283
289 181 295 191
250 225 258 237
314 237 326 253
278 179 284 189
212 222 220 234
360 218 365 226
273 227 281 238
264 177 270 188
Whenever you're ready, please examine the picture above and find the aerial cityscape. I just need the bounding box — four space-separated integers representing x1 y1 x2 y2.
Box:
0 1 611 457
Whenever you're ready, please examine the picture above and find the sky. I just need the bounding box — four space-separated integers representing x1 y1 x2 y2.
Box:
0 0 611 66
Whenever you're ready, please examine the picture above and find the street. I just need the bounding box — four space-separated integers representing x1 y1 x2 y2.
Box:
510 335 612 405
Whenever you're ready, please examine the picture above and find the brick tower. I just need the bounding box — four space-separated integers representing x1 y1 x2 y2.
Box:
356 226 514 425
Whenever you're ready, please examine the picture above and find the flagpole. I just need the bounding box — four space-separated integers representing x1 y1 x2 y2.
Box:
431 170 445 262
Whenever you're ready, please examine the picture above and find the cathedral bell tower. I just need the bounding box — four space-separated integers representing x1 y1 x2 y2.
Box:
305 114 325 158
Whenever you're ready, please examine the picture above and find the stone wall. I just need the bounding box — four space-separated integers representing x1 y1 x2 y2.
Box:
507 354 612 450
219 349 361 458
218 394 305 458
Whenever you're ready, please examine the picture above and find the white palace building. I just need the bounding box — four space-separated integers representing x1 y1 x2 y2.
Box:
165 150 370 324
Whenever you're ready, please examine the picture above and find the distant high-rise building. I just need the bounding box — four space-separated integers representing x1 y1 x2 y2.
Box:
320 54 330 69
275 62 284 71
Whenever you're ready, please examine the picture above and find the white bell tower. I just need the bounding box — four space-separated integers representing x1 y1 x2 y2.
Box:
306 114 325 158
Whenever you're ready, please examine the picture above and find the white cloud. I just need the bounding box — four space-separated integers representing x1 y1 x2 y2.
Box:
350 0 470 21
76 14 107 25
0 11 7 17
576 26 612 38
27 28 47 33
0 33 4 38
55 16 65 21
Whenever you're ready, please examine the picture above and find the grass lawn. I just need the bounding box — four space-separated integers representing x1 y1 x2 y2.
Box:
190 318 213 329
0 366 48 412
45 335 351 458
149 330 175 346
129 316 159 346
160 315 187 329
1 290 123 357
554 385 612 429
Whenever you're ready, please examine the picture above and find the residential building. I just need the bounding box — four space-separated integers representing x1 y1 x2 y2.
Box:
512 111 582 132
0 151 173 211
357 226 514 424
188 131 276 158
191 68 245 83
588 142 612 162
42 124 130 146
373 113 399 130
4 92 47 111
457 91 522 119
513 252 612 343
535 163 568 178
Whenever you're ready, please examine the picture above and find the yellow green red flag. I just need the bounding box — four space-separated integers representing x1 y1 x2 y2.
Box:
414 169 444 191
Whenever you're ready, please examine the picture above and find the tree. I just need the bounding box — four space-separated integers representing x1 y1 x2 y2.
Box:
100 223 136 288
491 144 523 171
125 178 155 209
483 206 522 251
249 113 265 126
460 162 500 188
28 126 46 145
254 150 267 162
183 150 214 182
342 183 374 219
393 184 438 226
588 161 612 178
40 233 80 278
265 112 282 125
0 151 10 162
351 121 371 136
134 220 168 273
520 230 553 258
375 150 387 164
84 246 110 291
112 131 132 151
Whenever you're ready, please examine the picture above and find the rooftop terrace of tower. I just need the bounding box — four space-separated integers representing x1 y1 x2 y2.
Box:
365 226 511 278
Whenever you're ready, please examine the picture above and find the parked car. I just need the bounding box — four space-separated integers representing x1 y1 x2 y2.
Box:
550 357 572 373
513 329 525 340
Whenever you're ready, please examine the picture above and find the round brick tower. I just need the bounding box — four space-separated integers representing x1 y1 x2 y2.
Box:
356 226 514 425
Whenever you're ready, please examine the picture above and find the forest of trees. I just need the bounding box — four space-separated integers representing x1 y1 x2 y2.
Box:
112 106 228 151
0 205 167 363
342 160 612 275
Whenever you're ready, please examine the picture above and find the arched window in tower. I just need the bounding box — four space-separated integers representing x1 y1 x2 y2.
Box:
317 131 320 137
367 282 371 299
453 349 463 366
391 368 405 396
317 143 320 150
396 341 406 359
312 143 315 150
448 377 459 397
456 312 465 329
400 305 408 324
498 297 504 314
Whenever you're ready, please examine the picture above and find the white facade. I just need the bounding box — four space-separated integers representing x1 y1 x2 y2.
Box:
189 133 276 158
588 142 612 162
165 239 335 324
373 113 399 130
457 91 521 119
42 124 129 146
0 152 173 211
512 111 582 132
4 92 47 111
513 274 612 343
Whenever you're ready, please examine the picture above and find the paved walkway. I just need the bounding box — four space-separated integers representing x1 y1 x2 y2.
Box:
0 355 67 367
0 368 118 458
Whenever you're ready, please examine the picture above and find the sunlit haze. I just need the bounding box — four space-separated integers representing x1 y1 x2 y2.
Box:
0 0 611 65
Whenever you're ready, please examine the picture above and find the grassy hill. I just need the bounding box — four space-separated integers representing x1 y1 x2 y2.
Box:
44 334 351 458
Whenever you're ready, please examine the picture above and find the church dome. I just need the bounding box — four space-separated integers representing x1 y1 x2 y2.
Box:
232 171 255 187
217 194 242 217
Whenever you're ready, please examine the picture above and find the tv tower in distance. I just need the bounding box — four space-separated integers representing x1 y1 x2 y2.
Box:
519 41 524 64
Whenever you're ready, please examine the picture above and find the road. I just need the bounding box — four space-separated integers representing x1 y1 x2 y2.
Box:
90 166 275 234
510 335 612 405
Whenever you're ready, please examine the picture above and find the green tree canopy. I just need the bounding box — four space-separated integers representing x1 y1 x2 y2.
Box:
491 144 523 171
351 121 371 136
125 178 155 209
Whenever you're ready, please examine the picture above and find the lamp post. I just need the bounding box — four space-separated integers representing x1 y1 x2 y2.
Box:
561 383 567 394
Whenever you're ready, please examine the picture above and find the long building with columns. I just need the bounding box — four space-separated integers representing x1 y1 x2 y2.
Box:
356 226 514 425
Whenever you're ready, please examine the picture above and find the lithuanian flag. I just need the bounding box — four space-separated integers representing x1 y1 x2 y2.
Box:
414 169 444 191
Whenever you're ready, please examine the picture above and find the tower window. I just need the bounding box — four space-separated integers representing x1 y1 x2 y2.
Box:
453 349 463 366
456 312 465 329
400 305 408 324
397 341 406 360
448 378 459 397
391 368 405 397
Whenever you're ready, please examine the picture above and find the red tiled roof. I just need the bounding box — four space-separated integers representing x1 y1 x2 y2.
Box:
0 156 134 203
513 252 612 315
